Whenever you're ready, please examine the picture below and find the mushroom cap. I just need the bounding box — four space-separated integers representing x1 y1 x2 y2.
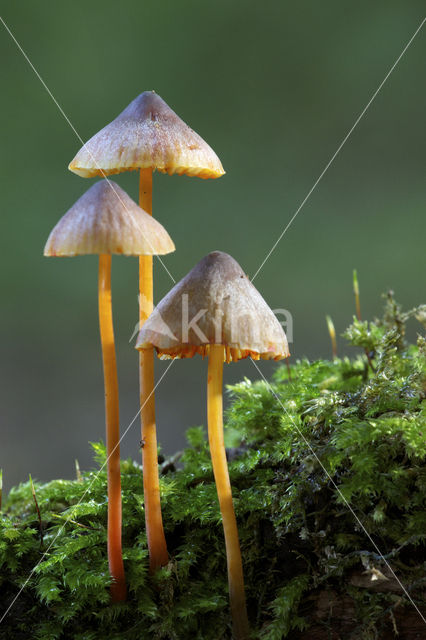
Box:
44 180 175 257
136 251 289 362
68 91 225 180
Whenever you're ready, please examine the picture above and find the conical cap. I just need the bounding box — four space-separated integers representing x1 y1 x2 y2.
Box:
136 251 289 362
69 91 224 179
44 180 175 257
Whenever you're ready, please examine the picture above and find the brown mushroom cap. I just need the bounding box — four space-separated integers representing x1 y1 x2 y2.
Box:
44 180 175 257
135 251 289 362
68 91 225 180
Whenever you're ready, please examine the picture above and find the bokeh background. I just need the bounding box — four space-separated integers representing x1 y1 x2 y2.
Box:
1 1 425 494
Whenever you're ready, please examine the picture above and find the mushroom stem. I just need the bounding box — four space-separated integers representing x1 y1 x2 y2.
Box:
139 168 168 571
98 254 126 602
207 345 250 640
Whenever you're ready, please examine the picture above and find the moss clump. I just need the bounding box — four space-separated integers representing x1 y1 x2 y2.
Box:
1 293 425 639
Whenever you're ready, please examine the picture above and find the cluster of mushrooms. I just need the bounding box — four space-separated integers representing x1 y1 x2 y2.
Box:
44 92 289 640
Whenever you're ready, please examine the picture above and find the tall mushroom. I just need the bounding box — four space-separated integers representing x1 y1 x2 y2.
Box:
135 251 289 639
44 180 175 601
68 91 224 571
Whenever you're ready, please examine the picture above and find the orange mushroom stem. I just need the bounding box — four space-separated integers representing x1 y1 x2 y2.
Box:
139 168 168 571
208 345 250 639
98 254 126 602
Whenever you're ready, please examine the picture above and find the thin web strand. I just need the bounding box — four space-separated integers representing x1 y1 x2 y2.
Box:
0 15 175 284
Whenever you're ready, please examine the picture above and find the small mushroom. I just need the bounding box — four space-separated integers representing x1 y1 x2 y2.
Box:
68 91 224 571
135 251 289 639
68 91 225 179
44 180 174 601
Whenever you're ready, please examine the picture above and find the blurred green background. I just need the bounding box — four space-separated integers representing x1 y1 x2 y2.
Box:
1 1 425 493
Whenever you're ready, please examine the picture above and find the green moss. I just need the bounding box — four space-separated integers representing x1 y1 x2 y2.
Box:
1 292 425 639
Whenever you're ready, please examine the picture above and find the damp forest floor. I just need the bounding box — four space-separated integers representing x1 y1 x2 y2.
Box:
1 292 425 640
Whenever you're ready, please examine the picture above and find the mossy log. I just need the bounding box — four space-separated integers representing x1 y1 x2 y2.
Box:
1 293 425 639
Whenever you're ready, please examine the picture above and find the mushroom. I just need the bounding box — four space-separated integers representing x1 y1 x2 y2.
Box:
44 180 175 601
135 251 289 639
68 91 225 180
68 91 224 571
